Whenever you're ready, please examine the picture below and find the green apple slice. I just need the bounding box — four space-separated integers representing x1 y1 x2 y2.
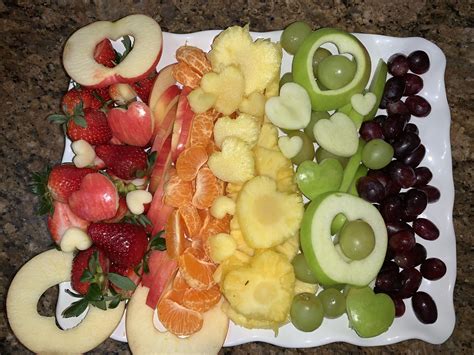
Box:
348 164 369 196
339 139 365 192
292 28 371 111
313 112 359 157
300 192 387 286
295 159 344 200
364 59 388 121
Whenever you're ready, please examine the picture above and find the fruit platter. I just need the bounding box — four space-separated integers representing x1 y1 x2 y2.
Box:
6 14 455 354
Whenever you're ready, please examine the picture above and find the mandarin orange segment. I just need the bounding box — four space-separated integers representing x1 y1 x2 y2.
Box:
199 214 232 239
178 205 202 239
172 61 202 89
157 295 203 336
179 247 217 290
192 167 220 209
165 209 188 259
182 284 221 313
189 111 215 148
176 146 208 182
176 46 212 76
164 170 194 208
172 271 190 292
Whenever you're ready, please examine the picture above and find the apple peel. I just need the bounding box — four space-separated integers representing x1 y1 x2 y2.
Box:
265 82 311 130
72 139 96 168
126 190 153 215
313 112 359 157
278 135 303 159
6 249 125 354
60 227 92 252
351 92 376 116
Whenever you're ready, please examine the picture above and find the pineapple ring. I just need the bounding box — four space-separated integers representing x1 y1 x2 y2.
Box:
6 249 125 354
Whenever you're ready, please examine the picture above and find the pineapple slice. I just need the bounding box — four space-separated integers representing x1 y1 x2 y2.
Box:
254 146 297 193
208 137 255 184
221 250 294 323
213 251 250 284
213 113 261 149
239 91 266 118
187 87 216 113
273 232 299 261
265 74 280 98
200 65 244 115
222 302 283 331
210 196 235 219
209 25 282 95
257 123 279 150
236 176 303 249
294 279 318 295
276 165 298 193
208 233 237 263
230 216 254 256
226 182 243 201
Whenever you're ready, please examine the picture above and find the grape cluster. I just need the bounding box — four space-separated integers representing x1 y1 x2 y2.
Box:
357 50 445 324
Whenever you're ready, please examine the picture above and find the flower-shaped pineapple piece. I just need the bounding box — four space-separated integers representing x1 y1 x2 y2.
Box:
213 113 261 149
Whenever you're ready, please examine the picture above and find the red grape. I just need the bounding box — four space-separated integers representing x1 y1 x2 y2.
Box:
404 188 428 217
393 132 421 159
387 100 410 116
360 121 384 141
420 258 446 280
387 161 417 188
407 50 430 74
404 123 419 135
412 292 437 324
414 166 433 186
389 230 416 253
394 243 427 269
413 218 439 241
386 221 412 236
405 95 431 117
392 297 406 317
382 114 407 140
383 77 406 104
401 144 425 168
398 267 422 299
403 73 423 96
419 185 441 203
356 176 385 203
388 53 409 77
380 195 404 222
376 269 402 292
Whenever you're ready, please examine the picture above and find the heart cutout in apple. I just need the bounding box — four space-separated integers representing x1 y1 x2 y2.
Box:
351 92 376 116
313 112 358 157
278 135 303 159
295 159 344 200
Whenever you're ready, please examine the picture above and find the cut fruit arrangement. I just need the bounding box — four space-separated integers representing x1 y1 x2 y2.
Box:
6 14 454 354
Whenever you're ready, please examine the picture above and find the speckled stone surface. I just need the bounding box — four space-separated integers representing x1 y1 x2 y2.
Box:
1 0 472 354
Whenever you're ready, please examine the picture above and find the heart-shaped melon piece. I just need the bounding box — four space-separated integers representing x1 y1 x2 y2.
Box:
278 135 303 159
265 82 311 130
60 227 92 252
72 139 96 168
126 190 153 215
295 159 344 200
313 112 358 157
346 286 395 338
351 92 377 116
63 14 162 88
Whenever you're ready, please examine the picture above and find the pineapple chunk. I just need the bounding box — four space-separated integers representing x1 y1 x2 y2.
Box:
222 302 283 331
225 182 243 201
230 216 254 256
208 233 237 263
276 165 298 193
208 137 255 184
254 146 297 193
188 87 216 113
213 251 250 284
236 176 303 249
210 196 235 219
294 279 318 295
213 113 261 148
239 91 266 118
222 250 294 323
209 25 282 95
257 123 279 150
274 232 299 261
200 65 244 115
265 74 280 98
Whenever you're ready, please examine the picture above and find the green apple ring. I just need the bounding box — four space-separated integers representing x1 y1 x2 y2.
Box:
300 192 387 286
126 285 228 354
6 249 125 354
292 28 371 111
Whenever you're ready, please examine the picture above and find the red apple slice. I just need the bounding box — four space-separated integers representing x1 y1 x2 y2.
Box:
149 136 172 194
151 85 181 140
107 101 153 147
171 86 195 161
63 14 162 88
148 64 177 110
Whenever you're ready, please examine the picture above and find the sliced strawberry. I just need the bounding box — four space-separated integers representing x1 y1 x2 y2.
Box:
71 246 110 295
95 144 147 180
47 201 90 244
131 71 157 104
88 222 149 269
109 262 141 298
94 39 116 68
61 88 103 115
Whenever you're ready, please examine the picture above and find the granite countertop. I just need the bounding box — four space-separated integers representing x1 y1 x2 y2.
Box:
1 1 472 354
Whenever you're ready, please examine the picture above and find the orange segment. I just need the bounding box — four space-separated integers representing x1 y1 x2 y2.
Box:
165 209 188 259
179 247 217 290
164 169 194 208
182 284 221 313
190 111 215 148
206 139 220 156
178 205 202 239
157 293 203 336
199 214 232 240
192 167 220 209
172 62 201 89
172 271 190 292
176 46 211 76
176 146 208 182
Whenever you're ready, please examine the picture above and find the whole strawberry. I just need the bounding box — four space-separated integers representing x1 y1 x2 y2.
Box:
49 106 113 145
94 39 116 68
95 144 147 180
31 163 95 214
71 246 110 295
88 222 149 269
131 71 157 104
61 88 102 115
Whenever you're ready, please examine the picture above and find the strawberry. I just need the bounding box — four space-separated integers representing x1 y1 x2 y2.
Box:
31 163 95 214
131 71 157 104
94 39 116 68
47 201 90 244
95 144 148 180
71 246 110 295
103 196 128 223
61 88 102 115
87 222 149 269
109 263 141 298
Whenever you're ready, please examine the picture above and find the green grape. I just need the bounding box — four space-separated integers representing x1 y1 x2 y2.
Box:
316 55 357 90
312 47 331 76
287 131 315 165
280 21 312 55
318 288 346 318
279 72 293 89
304 111 330 142
292 253 318 284
315 147 349 168
361 139 394 170
331 213 347 236
339 219 375 260
290 293 324 332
